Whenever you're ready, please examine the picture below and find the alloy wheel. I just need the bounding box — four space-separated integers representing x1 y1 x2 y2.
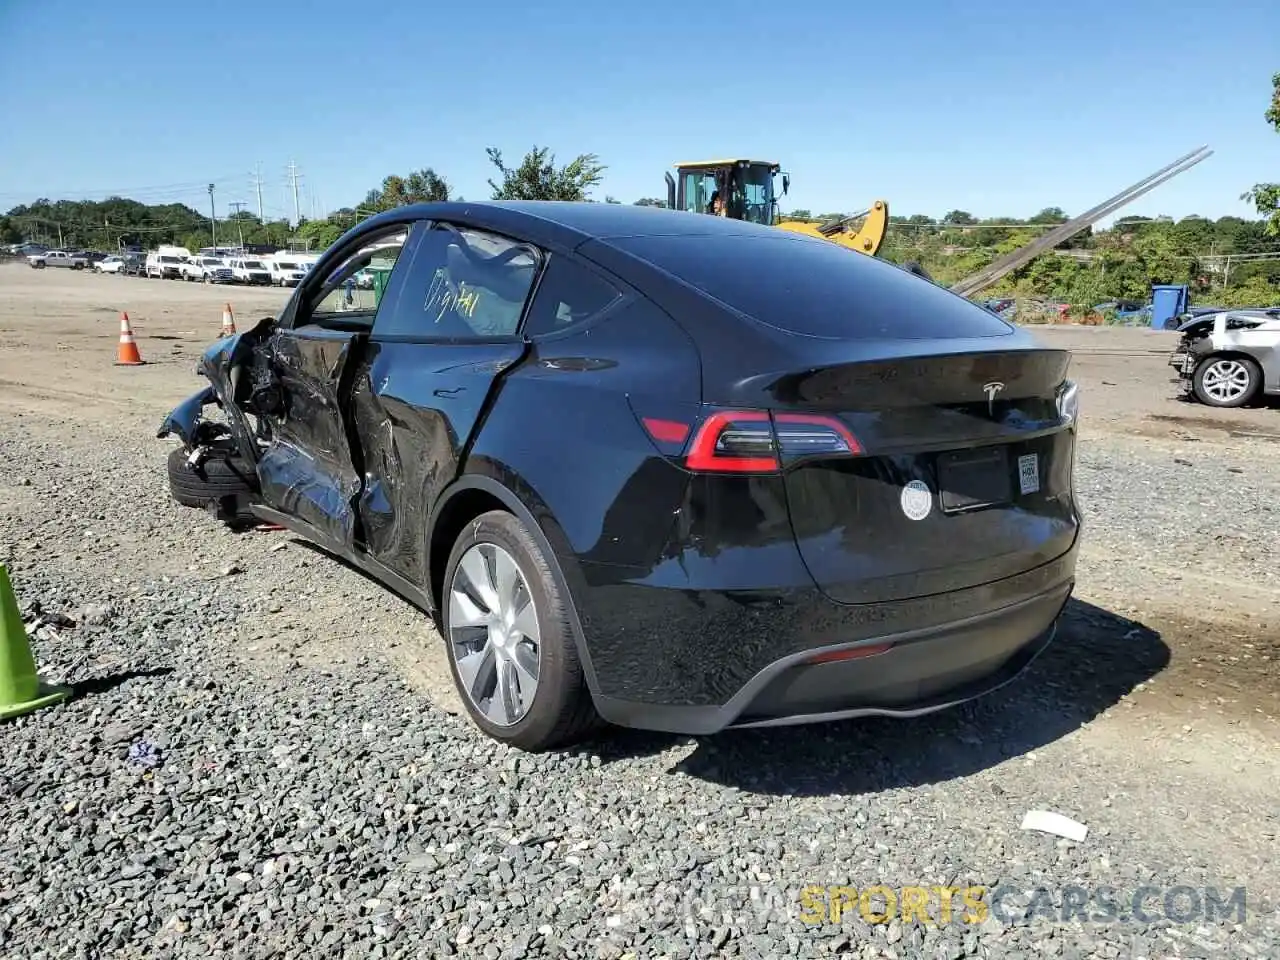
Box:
447 542 541 727
1201 359 1251 404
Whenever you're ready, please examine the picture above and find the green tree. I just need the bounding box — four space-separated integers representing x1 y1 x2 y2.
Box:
1029 207 1068 224
942 210 977 225
1242 72 1280 235
633 197 666 207
363 168 451 213
1132 228 1193 285
296 218 344 251
1222 276 1280 307
486 146 605 201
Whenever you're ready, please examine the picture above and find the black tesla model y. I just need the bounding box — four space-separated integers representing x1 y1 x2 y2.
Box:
159 201 1081 751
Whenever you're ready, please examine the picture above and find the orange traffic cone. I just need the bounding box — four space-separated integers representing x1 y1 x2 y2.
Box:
220 303 236 338
115 312 144 366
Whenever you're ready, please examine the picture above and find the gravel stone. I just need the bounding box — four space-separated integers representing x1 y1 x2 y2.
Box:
1 316 1279 957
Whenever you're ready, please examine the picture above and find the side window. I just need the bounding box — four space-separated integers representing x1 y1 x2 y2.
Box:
522 255 623 337
310 228 411 318
373 225 538 340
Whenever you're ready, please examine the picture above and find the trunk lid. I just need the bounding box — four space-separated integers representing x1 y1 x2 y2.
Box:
777 347 1079 605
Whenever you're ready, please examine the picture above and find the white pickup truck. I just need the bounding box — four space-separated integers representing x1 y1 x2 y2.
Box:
227 258 273 285
181 256 235 283
267 257 309 287
28 250 89 269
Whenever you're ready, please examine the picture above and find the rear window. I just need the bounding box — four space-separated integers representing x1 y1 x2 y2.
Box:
610 234 1014 340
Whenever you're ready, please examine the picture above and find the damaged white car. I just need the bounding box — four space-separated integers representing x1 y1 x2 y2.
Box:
1169 308 1280 408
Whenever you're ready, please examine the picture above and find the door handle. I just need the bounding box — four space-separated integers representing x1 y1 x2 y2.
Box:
433 387 464 398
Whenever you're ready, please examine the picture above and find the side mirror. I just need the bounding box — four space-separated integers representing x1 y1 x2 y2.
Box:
782 174 791 196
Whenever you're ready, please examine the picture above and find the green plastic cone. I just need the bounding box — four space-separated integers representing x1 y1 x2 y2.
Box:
0 564 70 720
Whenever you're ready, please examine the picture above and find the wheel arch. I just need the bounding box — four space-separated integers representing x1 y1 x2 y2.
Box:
427 472 602 696
1200 349 1263 366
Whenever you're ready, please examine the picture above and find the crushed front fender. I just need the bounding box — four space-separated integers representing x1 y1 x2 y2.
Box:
156 385 217 449
157 315 276 461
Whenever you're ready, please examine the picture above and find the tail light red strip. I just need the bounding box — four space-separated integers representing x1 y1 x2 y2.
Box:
634 403 863 473
681 409 862 474
640 418 691 445
808 642 892 664
685 411 779 472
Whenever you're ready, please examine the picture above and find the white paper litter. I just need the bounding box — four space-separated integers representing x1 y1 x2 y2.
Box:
1020 810 1088 842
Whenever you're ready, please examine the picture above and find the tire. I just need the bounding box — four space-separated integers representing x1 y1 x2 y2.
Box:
441 509 600 751
1192 355 1261 408
166 444 258 524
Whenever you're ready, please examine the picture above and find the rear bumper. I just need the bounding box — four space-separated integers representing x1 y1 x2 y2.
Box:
580 548 1076 736
727 588 1065 730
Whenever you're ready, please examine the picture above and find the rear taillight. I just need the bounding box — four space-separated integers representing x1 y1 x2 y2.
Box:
773 414 861 459
640 418 691 445
685 411 778 472
675 409 861 474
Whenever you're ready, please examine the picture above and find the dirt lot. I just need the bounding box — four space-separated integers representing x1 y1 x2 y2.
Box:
2 263 1278 958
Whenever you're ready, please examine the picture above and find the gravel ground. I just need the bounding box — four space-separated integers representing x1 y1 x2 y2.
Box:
1 267 1279 958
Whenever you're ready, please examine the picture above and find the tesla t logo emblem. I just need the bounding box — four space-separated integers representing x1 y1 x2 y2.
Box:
983 381 1005 416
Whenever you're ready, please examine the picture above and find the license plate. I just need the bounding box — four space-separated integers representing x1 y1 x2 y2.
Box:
1018 453 1040 495
937 447 1011 512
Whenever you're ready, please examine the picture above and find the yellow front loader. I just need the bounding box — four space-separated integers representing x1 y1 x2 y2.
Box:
662 147 1215 299
663 159 890 256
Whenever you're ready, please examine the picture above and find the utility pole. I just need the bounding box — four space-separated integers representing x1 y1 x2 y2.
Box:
252 162 265 223
208 183 217 247
287 160 302 227
228 202 247 248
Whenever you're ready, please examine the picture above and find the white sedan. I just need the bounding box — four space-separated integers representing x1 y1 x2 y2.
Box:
95 255 127 275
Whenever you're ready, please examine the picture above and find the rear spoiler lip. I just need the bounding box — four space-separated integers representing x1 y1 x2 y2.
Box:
705 336 1072 410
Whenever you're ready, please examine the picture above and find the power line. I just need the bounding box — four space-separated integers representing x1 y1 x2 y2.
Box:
0 174 249 204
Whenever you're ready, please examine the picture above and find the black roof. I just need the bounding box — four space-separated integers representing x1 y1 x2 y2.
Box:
347 198 1020 347
361 199 783 252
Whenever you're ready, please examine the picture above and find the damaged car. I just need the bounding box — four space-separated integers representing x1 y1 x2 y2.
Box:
1168 308 1280 407
158 201 1081 751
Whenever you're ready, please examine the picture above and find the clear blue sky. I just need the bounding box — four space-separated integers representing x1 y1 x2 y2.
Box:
1 0 1276 225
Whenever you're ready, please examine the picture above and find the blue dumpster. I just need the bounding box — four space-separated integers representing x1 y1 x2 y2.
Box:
1151 284 1188 330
